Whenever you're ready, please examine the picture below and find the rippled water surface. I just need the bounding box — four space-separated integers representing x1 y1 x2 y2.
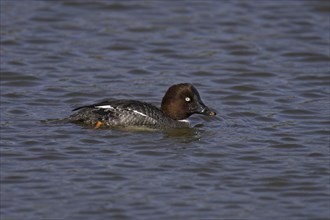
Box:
1 1 329 219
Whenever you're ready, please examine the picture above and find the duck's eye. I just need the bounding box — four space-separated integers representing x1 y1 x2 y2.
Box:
185 97 191 102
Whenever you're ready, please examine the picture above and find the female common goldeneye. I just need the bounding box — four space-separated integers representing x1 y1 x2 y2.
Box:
68 83 216 129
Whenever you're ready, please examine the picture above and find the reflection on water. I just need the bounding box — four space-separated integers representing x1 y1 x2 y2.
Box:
1 1 329 219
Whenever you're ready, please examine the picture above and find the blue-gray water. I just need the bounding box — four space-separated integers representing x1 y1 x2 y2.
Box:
1 1 329 219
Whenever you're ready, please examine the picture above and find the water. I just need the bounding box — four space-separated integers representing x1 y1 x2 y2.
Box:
1 1 329 219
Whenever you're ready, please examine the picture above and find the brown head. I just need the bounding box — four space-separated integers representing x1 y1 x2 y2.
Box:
161 83 216 120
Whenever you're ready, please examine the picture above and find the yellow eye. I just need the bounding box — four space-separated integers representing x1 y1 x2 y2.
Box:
185 97 191 102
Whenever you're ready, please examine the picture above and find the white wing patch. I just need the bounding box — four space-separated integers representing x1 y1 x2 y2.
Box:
95 105 114 109
132 110 148 117
96 105 148 117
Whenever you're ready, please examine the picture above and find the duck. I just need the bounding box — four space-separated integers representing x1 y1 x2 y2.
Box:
68 83 216 129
